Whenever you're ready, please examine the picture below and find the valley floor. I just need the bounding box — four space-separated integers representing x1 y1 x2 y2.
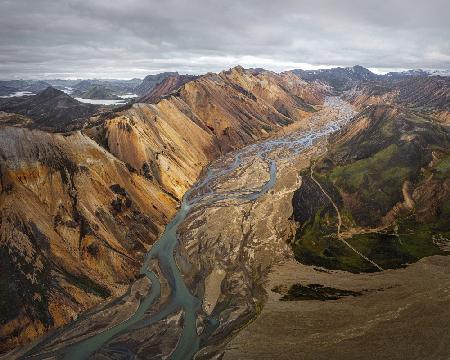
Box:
222 255 450 360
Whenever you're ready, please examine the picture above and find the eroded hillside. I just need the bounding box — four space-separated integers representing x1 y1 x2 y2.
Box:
0 67 325 353
292 84 450 272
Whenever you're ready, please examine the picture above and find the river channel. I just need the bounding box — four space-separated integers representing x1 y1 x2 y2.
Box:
25 97 355 360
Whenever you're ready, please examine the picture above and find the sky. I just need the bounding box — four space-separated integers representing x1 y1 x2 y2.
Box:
1 0 449 79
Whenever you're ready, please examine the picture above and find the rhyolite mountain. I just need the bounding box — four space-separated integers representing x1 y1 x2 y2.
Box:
0 66 326 352
346 75 450 123
138 74 198 103
0 65 449 357
133 71 179 95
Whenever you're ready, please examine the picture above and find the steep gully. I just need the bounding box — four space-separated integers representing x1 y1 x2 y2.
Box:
24 97 357 360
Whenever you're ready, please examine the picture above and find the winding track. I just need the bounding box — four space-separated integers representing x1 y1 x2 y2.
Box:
310 153 384 271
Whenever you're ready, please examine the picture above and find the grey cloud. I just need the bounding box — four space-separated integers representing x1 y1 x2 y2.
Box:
0 0 449 79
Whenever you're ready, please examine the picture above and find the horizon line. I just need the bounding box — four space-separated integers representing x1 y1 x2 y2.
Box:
1 64 449 81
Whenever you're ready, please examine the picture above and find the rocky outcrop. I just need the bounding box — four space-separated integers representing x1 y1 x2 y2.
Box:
344 75 450 123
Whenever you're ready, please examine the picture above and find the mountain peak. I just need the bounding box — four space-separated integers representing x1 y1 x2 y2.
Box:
351 65 373 74
134 72 180 95
38 86 65 98
142 71 178 81
232 65 246 72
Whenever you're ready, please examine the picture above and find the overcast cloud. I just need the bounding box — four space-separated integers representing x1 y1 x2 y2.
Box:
1 0 449 79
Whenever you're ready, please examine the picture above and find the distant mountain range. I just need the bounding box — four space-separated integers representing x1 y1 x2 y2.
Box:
0 80 51 96
292 65 378 91
68 78 141 95
291 65 450 91
133 72 179 95
1 65 448 132
0 87 99 131
73 85 122 100
1 66 448 99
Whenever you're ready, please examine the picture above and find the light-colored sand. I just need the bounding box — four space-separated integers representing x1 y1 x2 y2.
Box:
203 267 226 314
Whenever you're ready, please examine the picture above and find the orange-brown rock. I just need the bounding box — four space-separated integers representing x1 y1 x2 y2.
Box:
0 66 325 353
139 74 198 104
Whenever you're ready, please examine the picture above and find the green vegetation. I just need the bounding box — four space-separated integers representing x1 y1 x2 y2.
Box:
291 105 450 273
293 212 447 273
272 283 362 301
329 142 422 225
330 144 403 191
292 207 360 271
293 224 380 273
434 153 450 180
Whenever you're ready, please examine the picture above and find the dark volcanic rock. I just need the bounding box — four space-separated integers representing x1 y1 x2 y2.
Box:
272 283 362 301
0 86 99 131
0 80 51 95
76 85 121 100
292 65 379 92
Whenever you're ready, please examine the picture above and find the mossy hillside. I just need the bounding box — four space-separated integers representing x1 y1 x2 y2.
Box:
291 106 450 273
293 228 377 273
293 175 448 273
433 152 450 180
329 142 424 225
